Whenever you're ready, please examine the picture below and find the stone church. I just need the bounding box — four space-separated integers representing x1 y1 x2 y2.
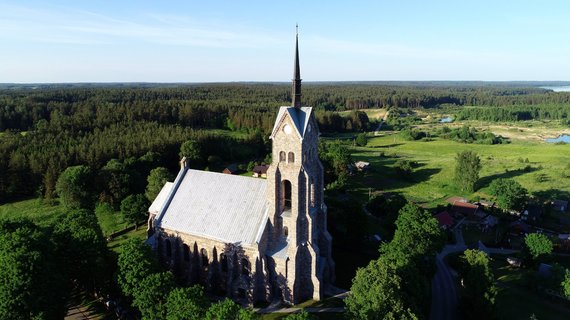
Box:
148 33 335 305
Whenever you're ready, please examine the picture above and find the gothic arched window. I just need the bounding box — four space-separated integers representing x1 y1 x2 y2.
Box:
220 254 228 272
241 258 250 275
165 239 172 257
201 248 209 267
288 152 295 163
279 151 286 162
282 180 292 209
183 244 190 262
284 226 289 238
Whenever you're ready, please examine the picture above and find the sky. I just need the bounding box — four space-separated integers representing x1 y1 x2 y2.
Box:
1 0 570 83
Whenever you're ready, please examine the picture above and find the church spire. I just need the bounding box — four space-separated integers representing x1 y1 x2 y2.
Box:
292 25 302 109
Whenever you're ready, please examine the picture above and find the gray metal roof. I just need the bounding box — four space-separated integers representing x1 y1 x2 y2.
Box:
157 169 268 245
270 106 313 139
148 182 174 214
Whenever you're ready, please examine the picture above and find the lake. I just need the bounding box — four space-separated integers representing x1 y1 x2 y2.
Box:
545 134 570 143
440 116 453 123
541 86 570 92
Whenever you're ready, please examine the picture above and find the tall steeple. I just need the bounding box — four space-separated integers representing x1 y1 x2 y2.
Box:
292 25 302 109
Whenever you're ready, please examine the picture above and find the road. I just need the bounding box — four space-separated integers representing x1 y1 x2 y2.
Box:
429 227 466 320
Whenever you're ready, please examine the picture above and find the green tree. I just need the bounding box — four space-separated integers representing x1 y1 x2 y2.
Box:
180 140 203 165
394 159 414 179
145 167 173 202
355 133 368 146
117 239 159 297
120 194 150 229
53 209 108 288
346 259 418 320
133 272 176 320
562 269 570 298
524 233 553 261
0 219 66 319
459 249 497 320
98 159 135 207
166 286 210 320
454 151 481 192
56 165 94 209
205 299 257 320
284 310 315 320
488 178 527 210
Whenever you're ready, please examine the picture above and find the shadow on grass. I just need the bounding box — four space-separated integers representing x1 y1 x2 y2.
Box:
532 189 570 201
478 166 538 190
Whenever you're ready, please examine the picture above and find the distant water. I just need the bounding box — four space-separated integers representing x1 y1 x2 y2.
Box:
440 116 453 123
545 134 570 143
541 86 570 92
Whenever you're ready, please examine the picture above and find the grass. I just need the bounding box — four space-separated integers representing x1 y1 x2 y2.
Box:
338 108 387 120
348 132 570 207
107 228 147 253
0 198 66 226
489 254 570 320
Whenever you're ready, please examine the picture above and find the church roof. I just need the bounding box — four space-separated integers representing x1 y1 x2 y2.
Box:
156 168 268 245
148 182 174 214
270 106 313 139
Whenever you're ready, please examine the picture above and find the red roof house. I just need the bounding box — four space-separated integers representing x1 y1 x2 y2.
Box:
434 211 454 229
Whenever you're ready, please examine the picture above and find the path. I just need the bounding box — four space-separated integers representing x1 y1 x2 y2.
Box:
65 289 107 320
373 110 390 136
429 227 467 320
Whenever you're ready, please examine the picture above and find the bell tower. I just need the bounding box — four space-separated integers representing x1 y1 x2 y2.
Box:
265 27 334 304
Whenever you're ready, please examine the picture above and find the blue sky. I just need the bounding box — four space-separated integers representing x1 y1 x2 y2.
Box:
1 0 569 82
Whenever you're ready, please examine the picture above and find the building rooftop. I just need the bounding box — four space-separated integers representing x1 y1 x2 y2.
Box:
148 182 174 214
156 169 268 245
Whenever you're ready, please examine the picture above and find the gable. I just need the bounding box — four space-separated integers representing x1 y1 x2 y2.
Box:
270 106 314 140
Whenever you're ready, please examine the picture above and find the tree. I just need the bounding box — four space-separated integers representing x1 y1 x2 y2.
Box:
346 259 418 320
145 167 173 201
53 209 108 288
117 239 159 297
355 133 368 146
0 219 67 319
98 159 135 207
166 286 210 320
284 310 315 320
56 165 94 209
454 151 481 192
133 272 176 320
120 194 150 229
524 233 553 261
180 140 203 165
459 249 497 319
205 299 257 320
488 178 527 210
394 159 414 179
562 269 570 298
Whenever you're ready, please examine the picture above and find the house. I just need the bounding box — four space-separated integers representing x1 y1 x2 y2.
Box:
552 199 568 212
522 204 543 222
354 161 370 171
434 211 454 229
446 196 468 205
147 34 335 305
223 164 239 175
450 201 479 217
252 165 269 178
478 200 495 208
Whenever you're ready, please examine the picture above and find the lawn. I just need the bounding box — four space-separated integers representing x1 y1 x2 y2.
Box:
107 228 148 253
490 254 570 320
0 198 137 240
0 198 66 226
348 132 570 207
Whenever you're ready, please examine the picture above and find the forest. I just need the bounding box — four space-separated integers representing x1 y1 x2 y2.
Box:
1 83 570 202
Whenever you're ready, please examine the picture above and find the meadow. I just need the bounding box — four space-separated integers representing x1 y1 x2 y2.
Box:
348 131 570 207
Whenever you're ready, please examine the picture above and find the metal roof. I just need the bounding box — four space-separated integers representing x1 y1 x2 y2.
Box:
157 169 268 245
148 182 173 214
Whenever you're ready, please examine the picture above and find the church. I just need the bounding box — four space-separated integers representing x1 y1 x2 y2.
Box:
148 32 335 305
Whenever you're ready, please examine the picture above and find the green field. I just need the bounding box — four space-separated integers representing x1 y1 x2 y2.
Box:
348 133 570 206
0 198 130 236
